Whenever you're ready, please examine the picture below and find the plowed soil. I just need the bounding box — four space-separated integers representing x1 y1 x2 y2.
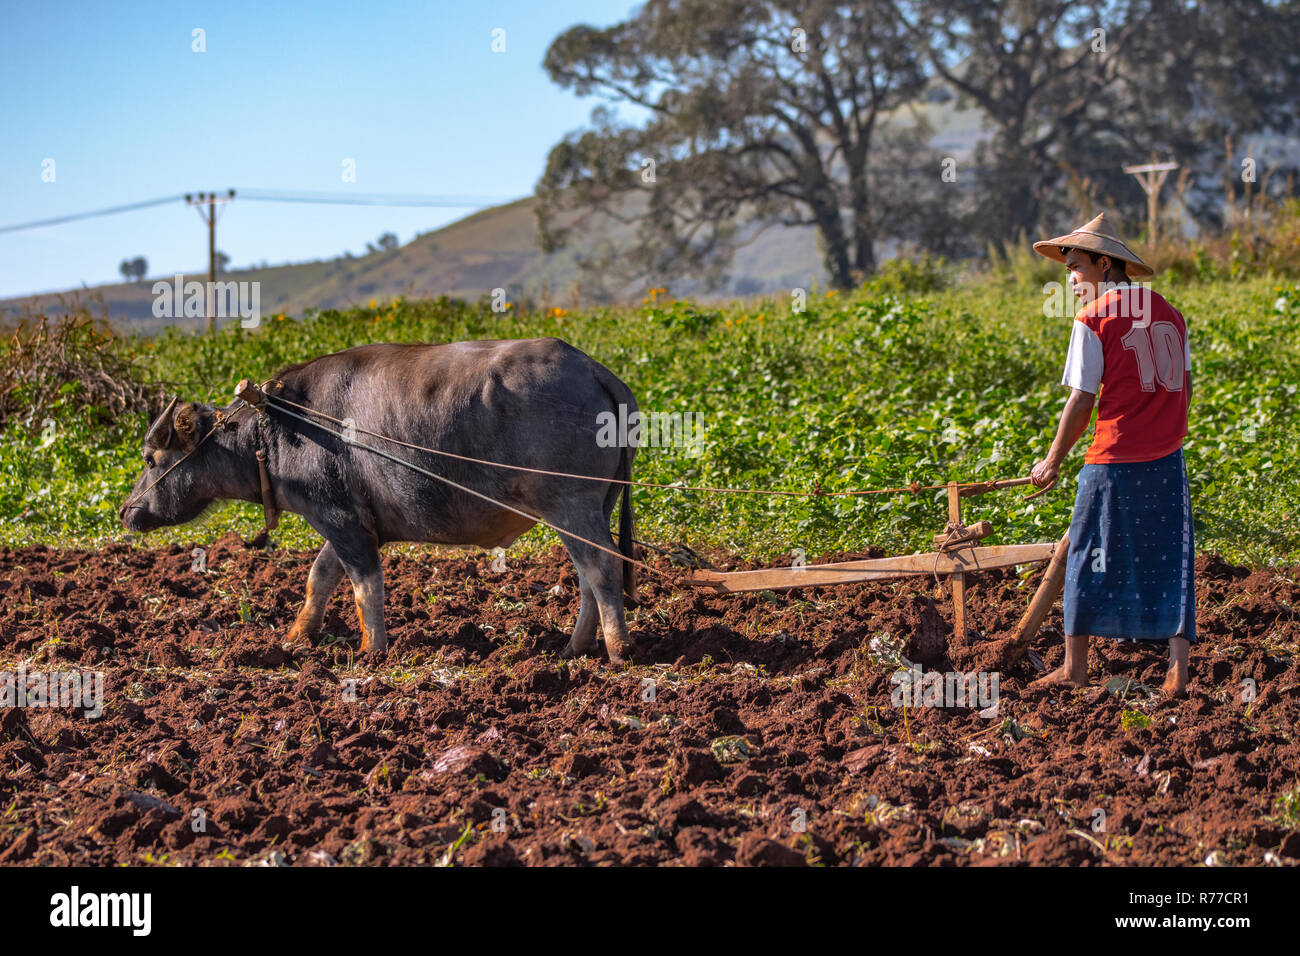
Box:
2 536 1298 867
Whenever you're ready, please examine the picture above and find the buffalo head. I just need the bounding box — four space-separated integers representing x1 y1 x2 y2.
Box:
119 397 222 532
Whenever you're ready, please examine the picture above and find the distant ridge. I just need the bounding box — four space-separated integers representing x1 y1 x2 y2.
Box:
1 93 984 332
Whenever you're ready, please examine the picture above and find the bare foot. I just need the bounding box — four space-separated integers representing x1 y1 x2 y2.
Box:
1029 666 1088 690
1161 670 1188 698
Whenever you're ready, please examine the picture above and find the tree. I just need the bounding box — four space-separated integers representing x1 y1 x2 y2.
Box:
1111 0 1300 230
896 0 1145 245
377 232 398 251
214 250 231 274
118 257 147 283
537 0 944 290
896 0 1300 242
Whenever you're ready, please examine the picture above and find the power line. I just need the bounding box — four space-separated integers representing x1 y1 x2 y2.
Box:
0 195 185 234
239 190 515 207
0 190 517 235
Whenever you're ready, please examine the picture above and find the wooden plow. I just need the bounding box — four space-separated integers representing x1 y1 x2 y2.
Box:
687 477 1069 646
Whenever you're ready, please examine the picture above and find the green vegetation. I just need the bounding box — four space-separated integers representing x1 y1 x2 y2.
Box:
2 274 1297 565
1273 785 1300 829
1120 710 1154 732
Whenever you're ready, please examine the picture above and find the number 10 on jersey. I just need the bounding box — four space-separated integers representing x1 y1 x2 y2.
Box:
1121 321 1185 392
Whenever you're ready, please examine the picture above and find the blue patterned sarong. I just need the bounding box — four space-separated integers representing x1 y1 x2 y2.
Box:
1063 448 1196 643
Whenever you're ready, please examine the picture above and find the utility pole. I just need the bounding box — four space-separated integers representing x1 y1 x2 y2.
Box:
185 189 236 333
1122 158 1178 245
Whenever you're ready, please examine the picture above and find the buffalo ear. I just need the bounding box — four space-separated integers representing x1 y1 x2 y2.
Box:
173 403 200 447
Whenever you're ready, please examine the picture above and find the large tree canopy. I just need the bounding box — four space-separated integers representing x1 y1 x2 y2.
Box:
1115 0 1300 229
898 0 1140 243
537 0 955 291
538 0 1300 292
899 0 1300 242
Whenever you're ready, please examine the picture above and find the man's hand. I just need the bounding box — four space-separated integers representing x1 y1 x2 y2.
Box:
1031 458 1060 488
1034 388 1097 490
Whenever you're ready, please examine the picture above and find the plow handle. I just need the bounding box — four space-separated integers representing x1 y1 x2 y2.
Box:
1006 530 1071 656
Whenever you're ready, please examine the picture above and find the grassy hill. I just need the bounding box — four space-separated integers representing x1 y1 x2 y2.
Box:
0 196 828 333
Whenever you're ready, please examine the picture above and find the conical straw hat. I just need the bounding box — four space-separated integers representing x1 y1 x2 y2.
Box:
1033 212 1153 279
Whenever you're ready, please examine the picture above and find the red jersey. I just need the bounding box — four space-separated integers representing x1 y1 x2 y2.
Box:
1060 284 1191 464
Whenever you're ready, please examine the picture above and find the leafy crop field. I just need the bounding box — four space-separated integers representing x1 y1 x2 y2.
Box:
3 275 1297 565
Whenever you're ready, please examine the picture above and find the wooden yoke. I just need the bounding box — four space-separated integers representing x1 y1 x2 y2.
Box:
235 378 265 409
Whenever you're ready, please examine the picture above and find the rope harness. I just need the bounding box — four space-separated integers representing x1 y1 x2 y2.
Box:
125 376 1056 582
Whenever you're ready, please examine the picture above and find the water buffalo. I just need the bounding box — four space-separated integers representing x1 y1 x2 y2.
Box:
119 338 640 662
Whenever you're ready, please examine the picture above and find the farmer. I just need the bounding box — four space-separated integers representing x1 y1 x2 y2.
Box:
1027 212 1194 697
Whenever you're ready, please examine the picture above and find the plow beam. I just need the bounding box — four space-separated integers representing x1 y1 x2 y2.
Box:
686 542 1059 594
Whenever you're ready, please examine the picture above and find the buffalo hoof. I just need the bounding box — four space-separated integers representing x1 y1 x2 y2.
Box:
604 638 633 666
560 637 597 659
358 635 389 654
285 622 320 649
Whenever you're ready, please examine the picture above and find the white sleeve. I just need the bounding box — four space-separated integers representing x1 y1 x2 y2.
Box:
1062 320 1104 394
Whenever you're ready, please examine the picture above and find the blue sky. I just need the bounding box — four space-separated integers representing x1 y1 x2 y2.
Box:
0 0 640 297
